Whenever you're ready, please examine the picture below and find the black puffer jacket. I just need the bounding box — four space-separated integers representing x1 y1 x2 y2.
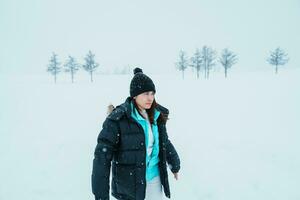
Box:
91 97 181 200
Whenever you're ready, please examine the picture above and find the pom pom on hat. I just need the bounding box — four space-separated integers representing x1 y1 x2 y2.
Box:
133 67 143 75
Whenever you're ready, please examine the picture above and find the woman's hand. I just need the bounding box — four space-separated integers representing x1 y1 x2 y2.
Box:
173 172 179 180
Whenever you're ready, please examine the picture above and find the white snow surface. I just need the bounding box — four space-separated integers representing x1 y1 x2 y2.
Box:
0 69 300 200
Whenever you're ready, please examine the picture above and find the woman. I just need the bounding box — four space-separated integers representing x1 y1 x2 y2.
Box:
91 68 181 200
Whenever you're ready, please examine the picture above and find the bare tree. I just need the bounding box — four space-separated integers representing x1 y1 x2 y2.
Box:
267 47 289 74
175 50 188 79
200 46 217 79
83 50 99 82
190 48 202 79
47 52 61 83
219 48 238 78
64 56 80 83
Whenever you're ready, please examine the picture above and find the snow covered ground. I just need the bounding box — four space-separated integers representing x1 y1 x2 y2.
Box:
0 68 299 200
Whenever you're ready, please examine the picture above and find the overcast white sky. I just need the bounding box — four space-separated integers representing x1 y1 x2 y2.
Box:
0 0 299 74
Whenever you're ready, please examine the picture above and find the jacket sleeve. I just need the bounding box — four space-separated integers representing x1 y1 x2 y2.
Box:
164 125 181 173
92 118 119 200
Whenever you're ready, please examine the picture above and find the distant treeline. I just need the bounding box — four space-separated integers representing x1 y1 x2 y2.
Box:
47 47 289 83
175 46 289 79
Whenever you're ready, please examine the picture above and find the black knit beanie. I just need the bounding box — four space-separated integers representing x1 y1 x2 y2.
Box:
130 68 156 97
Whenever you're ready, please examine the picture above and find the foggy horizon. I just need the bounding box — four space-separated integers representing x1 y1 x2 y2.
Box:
1 0 299 75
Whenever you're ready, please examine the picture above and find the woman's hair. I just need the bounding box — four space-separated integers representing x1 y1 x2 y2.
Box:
132 98 168 125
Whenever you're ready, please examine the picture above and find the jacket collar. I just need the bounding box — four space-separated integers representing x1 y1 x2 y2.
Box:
107 96 169 122
130 101 161 122
123 96 169 120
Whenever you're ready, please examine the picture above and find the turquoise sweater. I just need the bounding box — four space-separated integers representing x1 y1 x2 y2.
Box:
130 102 161 181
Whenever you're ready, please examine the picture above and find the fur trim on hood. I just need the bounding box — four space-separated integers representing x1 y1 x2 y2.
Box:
107 104 115 116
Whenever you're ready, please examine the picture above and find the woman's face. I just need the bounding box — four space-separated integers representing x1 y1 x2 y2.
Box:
134 91 155 110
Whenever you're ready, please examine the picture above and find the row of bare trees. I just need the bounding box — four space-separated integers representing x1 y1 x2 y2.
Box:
47 50 99 83
47 47 290 83
175 46 289 79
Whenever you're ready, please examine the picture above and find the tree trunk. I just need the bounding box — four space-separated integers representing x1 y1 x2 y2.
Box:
197 69 199 79
90 71 93 82
71 69 74 83
207 68 210 79
275 65 278 74
182 70 184 80
225 67 227 78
